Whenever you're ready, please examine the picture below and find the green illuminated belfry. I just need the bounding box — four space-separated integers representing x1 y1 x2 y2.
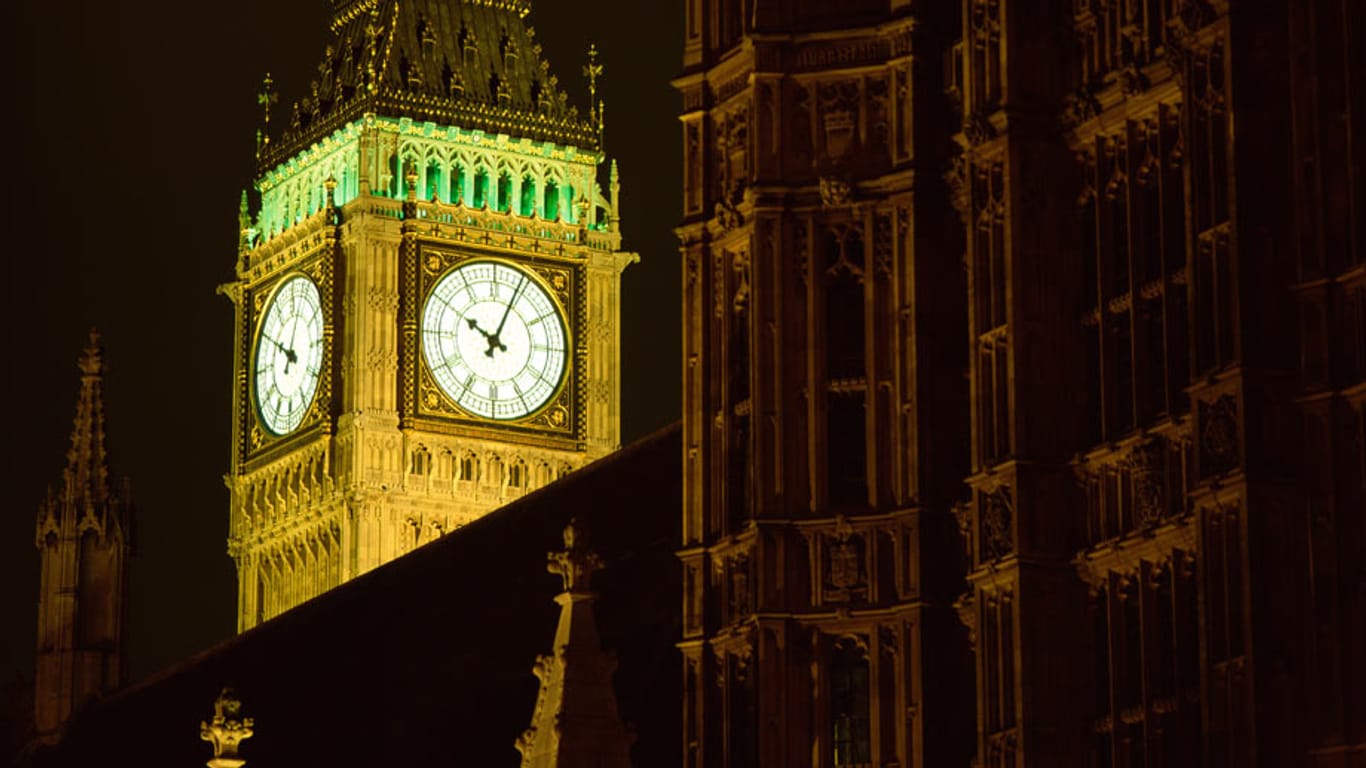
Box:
248 0 612 243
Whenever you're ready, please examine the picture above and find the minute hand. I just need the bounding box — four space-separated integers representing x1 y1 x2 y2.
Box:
494 276 527 338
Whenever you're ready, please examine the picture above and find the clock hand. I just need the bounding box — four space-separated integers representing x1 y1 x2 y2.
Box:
465 317 507 356
466 317 494 340
268 336 299 372
494 276 527 338
485 277 526 357
284 321 301 373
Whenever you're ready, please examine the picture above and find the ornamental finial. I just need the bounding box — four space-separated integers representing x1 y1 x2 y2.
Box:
584 43 605 146
256 73 277 161
547 517 603 594
200 687 254 768
238 191 255 255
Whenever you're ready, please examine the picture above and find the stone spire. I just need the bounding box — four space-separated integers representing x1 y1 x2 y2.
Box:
514 518 631 768
34 330 132 743
64 330 111 515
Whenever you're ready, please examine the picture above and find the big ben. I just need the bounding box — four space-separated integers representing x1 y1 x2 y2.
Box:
222 0 634 630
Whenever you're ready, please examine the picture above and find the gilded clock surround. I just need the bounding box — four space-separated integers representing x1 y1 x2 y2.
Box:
409 246 583 446
238 253 337 463
252 274 327 436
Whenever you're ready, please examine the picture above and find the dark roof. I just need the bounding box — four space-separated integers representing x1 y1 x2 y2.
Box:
40 423 681 768
262 0 598 171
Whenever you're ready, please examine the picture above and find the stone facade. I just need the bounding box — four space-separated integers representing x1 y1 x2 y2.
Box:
680 1 1365 766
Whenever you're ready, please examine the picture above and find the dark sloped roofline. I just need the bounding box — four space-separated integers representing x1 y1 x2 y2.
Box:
97 420 682 707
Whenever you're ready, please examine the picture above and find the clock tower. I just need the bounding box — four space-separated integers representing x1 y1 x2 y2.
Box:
223 0 634 630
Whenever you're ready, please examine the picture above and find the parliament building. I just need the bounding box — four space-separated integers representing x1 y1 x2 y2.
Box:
25 0 1365 766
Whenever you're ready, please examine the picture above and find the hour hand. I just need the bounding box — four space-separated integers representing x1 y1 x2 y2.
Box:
268 337 298 370
466 317 492 339
466 317 507 357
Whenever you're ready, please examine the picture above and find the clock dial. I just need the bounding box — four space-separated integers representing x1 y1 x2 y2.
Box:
422 260 568 420
253 275 325 436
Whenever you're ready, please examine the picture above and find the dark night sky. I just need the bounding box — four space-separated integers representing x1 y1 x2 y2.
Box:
2 2 682 687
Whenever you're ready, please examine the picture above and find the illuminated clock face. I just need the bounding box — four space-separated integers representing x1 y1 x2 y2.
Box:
421 260 567 420
254 275 325 436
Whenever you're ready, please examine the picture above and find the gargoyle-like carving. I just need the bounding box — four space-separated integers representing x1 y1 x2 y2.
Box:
547 517 603 594
1199 395 1239 477
200 688 254 766
819 176 852 208
980 486 1013 561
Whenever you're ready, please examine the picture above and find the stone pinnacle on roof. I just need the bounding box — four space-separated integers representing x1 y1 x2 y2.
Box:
36 329 133 545
515 518 632 768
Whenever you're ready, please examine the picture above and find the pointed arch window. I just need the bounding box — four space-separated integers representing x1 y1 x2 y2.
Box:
459 451 479 482
824 228 866 381
496 171 513 213
831 637 871 765
728 654 757 768
520 174 537 216
410 446 431 476
543 179 560 221
388 154 401 198
425 159 442 201
508 459 528 488
76 531 103 645
450 163 466 204
472 168 490 209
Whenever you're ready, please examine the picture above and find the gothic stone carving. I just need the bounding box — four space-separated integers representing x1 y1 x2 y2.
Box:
980 486 1013 562
819 176 853 208
1199 395 1239 477
1128 437 1166 527
823 517 867 603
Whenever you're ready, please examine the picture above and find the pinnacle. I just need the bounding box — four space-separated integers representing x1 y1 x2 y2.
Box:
65 329 111 509
78 328 103 377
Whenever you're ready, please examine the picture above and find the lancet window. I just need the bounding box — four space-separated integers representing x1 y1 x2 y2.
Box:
497 171 513 213
1088 556 1201 767
726 246 752 531
409 446 431 476
459 451 478 483
1078 437 1192 545
1077 108 1189 444
968 0 1003 111
1072 0 1172 85
544 179 560 220
520 173 537 216
830 638 872 766
508 458 527 489
449 162 466 204
423 159 441 201
726 652 757 768
473 168 490 209
822 226 869 508
980 588 1017 768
